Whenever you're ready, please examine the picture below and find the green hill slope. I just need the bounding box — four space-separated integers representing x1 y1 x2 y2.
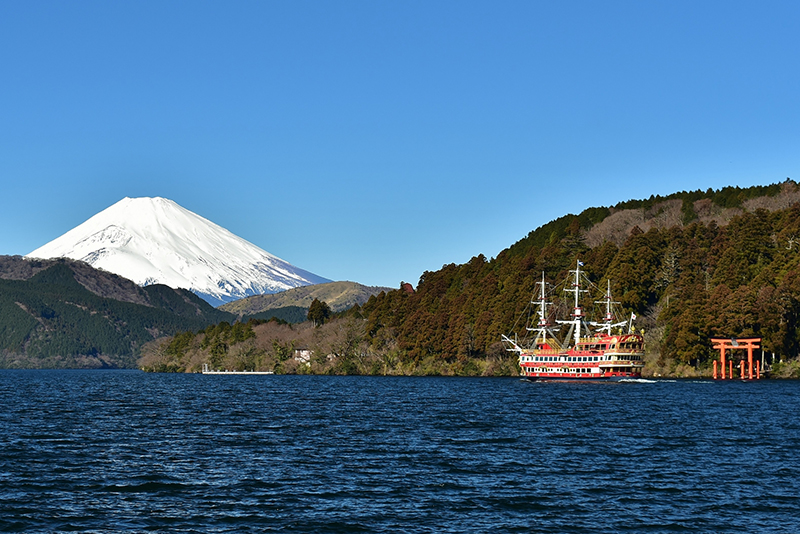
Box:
0 258 234 368
220 281 393 316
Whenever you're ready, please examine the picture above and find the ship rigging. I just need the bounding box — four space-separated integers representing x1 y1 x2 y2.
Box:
502 260 645 380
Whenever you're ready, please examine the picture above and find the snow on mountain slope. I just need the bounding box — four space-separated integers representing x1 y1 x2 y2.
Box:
26 197 331 306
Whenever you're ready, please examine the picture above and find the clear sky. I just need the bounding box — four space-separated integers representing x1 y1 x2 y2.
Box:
2 1 799 288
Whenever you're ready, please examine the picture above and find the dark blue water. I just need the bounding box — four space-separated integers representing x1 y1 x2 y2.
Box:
1 372 798 533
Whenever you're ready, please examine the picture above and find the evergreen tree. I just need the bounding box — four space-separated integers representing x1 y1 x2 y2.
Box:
307 298 332 327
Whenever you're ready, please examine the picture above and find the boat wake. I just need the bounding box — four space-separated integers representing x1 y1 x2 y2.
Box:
618 378 659 383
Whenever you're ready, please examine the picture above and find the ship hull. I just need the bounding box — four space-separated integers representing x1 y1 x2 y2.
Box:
522 375 638 382
520 371 641 381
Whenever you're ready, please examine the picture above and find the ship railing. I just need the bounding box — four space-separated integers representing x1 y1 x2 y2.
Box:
526 347 643 357
609 349 644 355
528 348 561 356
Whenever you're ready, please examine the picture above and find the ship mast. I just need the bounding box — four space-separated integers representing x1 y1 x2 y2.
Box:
526 271 559 347
593 279 626 335
558 260 589 348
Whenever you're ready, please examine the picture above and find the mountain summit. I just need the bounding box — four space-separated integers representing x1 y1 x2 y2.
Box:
26 197 330 306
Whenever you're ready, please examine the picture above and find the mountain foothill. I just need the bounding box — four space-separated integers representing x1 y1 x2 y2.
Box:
0 256 386 369
5 181 800 377
0 256 233 368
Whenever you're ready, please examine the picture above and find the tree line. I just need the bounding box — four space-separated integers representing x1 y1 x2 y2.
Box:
140 182 800 377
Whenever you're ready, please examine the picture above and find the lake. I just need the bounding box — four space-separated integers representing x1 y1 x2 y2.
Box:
1 371 798 533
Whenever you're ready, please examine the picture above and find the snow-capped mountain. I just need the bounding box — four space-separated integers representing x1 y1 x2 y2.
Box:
26 197 331 306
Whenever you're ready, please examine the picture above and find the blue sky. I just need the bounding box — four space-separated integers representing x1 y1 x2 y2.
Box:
2 1 799 288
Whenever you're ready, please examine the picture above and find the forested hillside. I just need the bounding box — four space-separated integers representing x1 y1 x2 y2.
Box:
0 258 235 368
142 180 800 377
362 180 800 375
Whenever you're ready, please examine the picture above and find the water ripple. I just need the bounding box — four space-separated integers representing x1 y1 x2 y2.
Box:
1 372 798 533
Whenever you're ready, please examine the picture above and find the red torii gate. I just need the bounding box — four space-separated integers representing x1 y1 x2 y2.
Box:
711 338 761 380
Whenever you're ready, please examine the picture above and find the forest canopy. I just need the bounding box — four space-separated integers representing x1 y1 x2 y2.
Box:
140 180 800 377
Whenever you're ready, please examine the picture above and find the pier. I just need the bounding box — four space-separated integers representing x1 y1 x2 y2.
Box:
201 363 274 375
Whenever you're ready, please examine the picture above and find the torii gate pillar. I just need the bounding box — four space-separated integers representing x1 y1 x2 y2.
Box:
710 338 761 380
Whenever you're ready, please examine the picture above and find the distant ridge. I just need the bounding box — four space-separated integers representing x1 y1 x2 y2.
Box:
26 197 331 306
220 281 393 316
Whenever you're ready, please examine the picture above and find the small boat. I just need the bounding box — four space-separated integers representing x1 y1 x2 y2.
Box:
502 260 645 380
